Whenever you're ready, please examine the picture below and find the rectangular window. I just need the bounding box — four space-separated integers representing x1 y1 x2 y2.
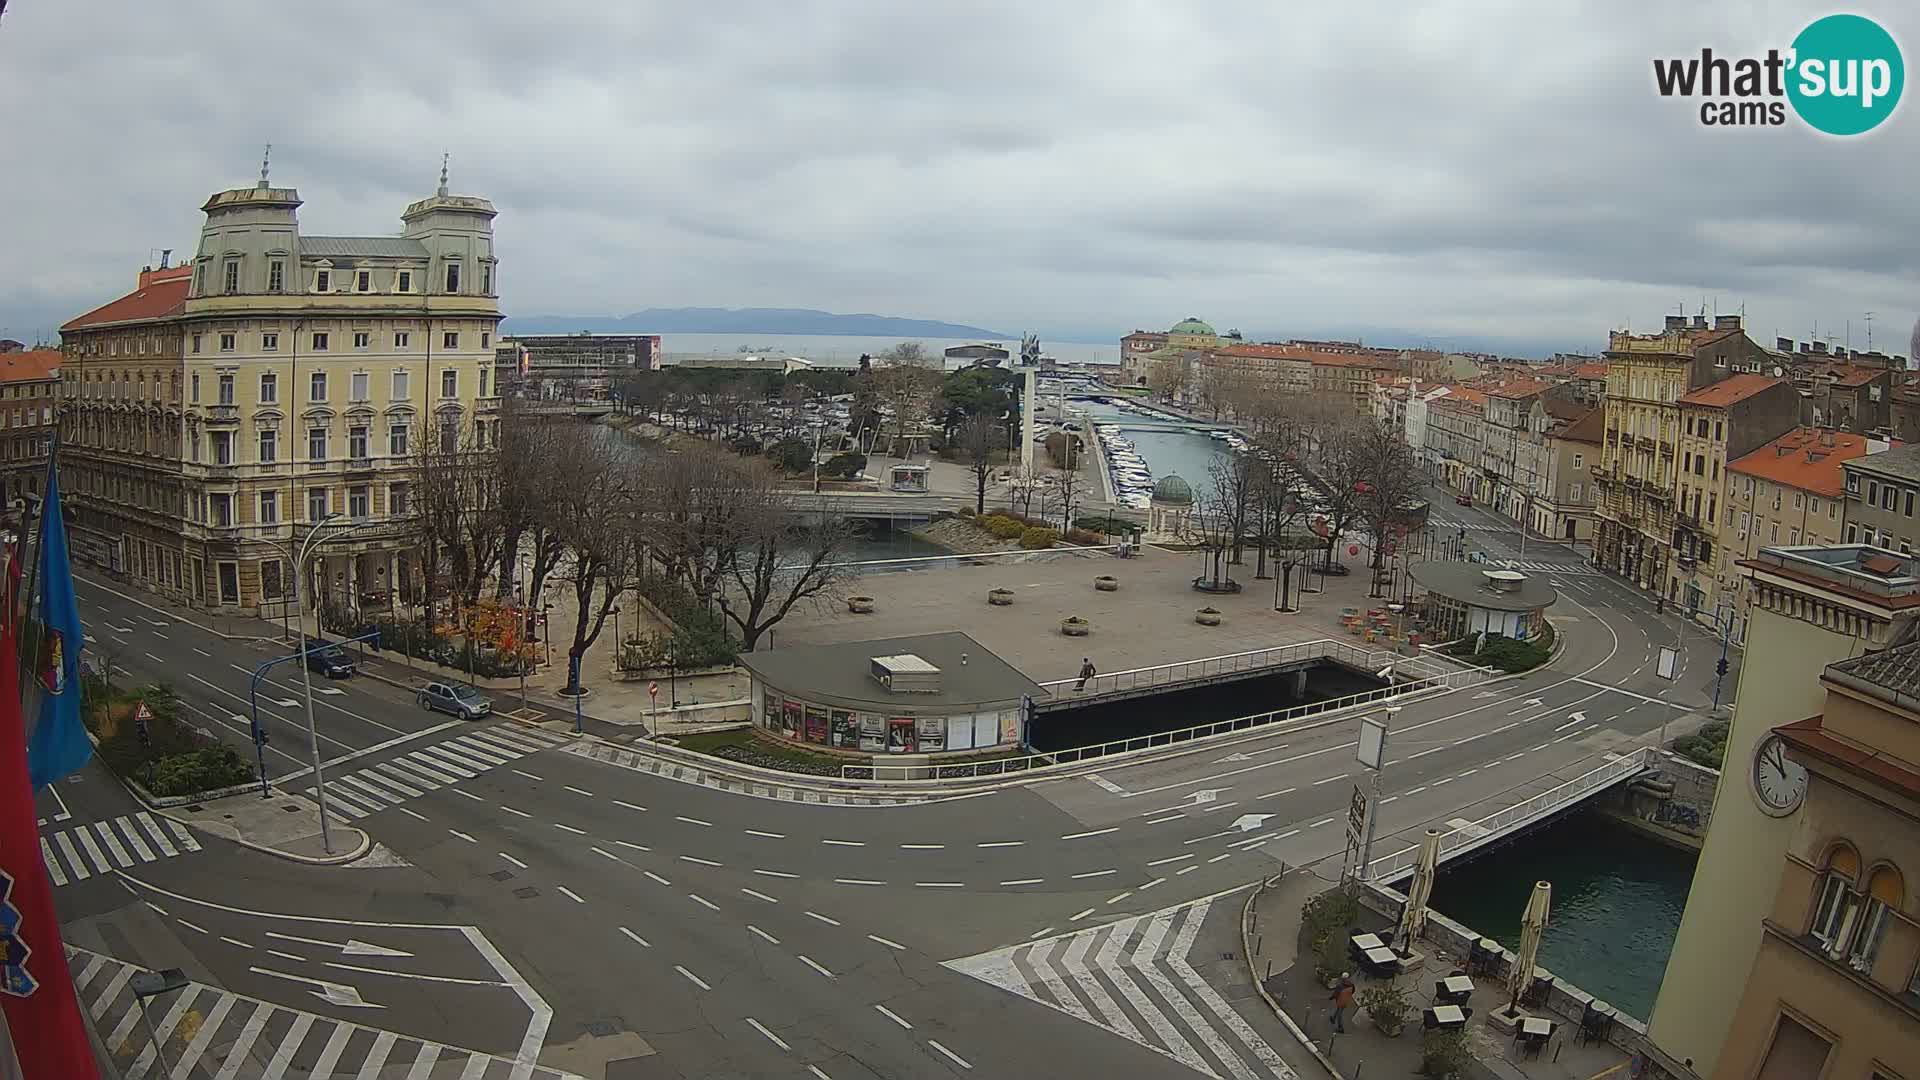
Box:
311 331 329 352
308 428 327 461
442 331 459 351
260 559 285 601
1907 490 1915 517
268 259 284 292
397 271 412 293
1789 528 1799 544
350 372 369 402
259 372 277 403
309 371 327 402
349 425 368 460
257 428 277 463
223 260 239 293
218 332 235 353
348 485 370 519
1793 492 1803 509
262 331 279 352
1714 420 1723 440
217 372 234 405
1847 522 1859 543
356 270 370 292
389 423 409 457
441 369 457 398
1869 479 1879 503
389 481 410 517
353 331 370 350
1848 472 1861 493
210 493 233 527
191 333 202 354
316 270 330 293
210 430 233 465
481 265 492 294
1571 453 1583 469
393 331 410 350
479 367 489 397
190 372 200 403
1770 524 1778 543
480 331 491 349
440 422 457 454
1886 486 1897 511
259 490 279 524
445 263 460 292
217 562 240 605
306 487 328 521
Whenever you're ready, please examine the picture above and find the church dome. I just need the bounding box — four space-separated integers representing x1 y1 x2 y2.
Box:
1168 317 1216 337
1152 474 1195 505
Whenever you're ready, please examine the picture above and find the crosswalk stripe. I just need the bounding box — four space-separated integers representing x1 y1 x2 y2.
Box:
338 773 404 805
390 754 462 786
465 730 531 755
114 817 157 862
1168 905 1293 1074
214 1002 273 1080
72 825 113 874
317 784 377 817
458 1052 491 1079
1018 939 1095 1024
135 812 178 857
413 746 480 778
1059 927 1144 1043
54 832 89 880
164 818 201 852
41 837 66 886
446 735 516 764
128 983 201 1077
406 1042 442 1080
1134 911 1256 1080
91 821 133 868
88 963 134 1019
260 1012 315 1080
478 728 549 753
427 743 498 773
74 954 107 991
309 1021 357 1078
1099 921 1212 1076
356 1029 399 1078
173 992 236 1076
373 761 436 792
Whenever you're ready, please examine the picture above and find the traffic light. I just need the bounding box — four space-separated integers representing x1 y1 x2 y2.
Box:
1715 657 1729 678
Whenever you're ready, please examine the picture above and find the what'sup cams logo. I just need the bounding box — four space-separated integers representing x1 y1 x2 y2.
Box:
1654 13 1903 134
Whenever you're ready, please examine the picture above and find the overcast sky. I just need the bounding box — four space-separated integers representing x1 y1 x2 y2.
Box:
2 0 1916 355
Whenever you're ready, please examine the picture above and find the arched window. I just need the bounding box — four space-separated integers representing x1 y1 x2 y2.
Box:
1848 864 1906 974
1809 842 1860 950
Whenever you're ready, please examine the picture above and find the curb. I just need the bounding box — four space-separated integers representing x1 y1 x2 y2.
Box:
1241 876 1343 1080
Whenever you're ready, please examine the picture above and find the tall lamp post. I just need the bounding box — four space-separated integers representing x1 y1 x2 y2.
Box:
131 968 188 1077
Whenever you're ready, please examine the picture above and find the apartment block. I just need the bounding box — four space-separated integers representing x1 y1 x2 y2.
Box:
1671 374 1799 619
1843 445 1920 554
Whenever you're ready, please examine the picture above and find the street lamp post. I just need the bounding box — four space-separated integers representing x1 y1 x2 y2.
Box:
542 604 553 667
131 968 188 1077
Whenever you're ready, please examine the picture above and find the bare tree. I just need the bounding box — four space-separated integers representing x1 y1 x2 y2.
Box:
713 473 853 650
411 417 503 617
1147 353 1193 403
954 415 1003 515
1188 470 1238 591
874 345 941 457
552 440 645 694
1208 451 1258 565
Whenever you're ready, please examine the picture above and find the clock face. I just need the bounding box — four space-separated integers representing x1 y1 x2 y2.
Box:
1751 734 1808 816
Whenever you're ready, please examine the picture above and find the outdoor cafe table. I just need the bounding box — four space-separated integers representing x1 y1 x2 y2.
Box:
1435 975 1474 1005
1423 1005 1467 1031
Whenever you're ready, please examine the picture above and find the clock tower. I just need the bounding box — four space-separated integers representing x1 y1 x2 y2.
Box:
1648 544 1920 1075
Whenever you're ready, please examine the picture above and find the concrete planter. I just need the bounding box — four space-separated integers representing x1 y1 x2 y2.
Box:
1060 617 1090 637
847 596 875 614
1093 575 1120 592
1195 607 1223 626
988 588 1015 606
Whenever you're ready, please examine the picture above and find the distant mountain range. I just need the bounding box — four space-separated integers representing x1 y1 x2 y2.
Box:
502 307 1011 339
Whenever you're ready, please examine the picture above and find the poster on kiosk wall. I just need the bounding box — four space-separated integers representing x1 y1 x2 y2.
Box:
886 718 916 753
915 716 945 752
858 714 885 752
829 710 857 749
804 706 829 744
780 701 803 737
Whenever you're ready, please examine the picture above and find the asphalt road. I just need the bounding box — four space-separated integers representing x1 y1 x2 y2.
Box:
44 507 1738 1079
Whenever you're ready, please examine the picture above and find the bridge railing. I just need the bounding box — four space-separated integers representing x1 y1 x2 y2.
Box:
1364 747 1656 881
842 649 1498 782
1034 638 1476 701
792 543 1124 577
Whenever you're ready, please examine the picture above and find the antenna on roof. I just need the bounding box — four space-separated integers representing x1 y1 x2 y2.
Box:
437 152 450 197
1865 311 1875 351
257 142 271 189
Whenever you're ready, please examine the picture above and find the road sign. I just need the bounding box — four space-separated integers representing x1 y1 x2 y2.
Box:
1357 717 1387 769
133 702 153 722
1655 645 1679 680
1347 785 1368 842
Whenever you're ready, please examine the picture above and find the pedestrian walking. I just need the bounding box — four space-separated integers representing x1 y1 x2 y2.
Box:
1327 972 1356 1033
1074 658 1096 691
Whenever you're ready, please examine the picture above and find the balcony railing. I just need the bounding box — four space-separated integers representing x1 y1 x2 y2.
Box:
203 404 240 423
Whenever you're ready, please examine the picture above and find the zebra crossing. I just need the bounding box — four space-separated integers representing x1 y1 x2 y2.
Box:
40 812 202 887
945 899 1295 1080
67 945 582 1080
305 725 569 819
1494 558 1607 578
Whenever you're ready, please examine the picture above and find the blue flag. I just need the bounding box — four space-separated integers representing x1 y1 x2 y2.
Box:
27 468 90 788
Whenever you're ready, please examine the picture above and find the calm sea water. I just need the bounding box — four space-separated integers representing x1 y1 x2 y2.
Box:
659 333 1120 368
1426 812 1696 1021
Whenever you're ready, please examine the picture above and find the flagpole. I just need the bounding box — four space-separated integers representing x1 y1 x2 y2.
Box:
15 431 55 710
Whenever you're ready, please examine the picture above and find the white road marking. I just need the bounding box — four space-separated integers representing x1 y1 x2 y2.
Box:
1000 878 1045 886
552 823 587 835
591 847 622 862
874 1004 913 1029
915 881 964 888
675 966 710 991
805 911 841 926
689 893 720 911
1146 854 1193 867
900 843 945 850
1404 786 1427 796
1146 814 1187 825
1312 774 1346 785
395 806 428 822
499 805 532 818
615 840 651 852
192 647 211 658
676 815 713 827
450 789 485 802
1310 818 1334 827
749 925 780 945
867 934 906 950
821 838 863 846
977 840 1023 848
745 829 785 839
1410 747 1446 759
741 888 781 904
1028 927 1057 939
643 871 671 886
267 949 307 963
558 886 585 904
798 955 835 978
753 868 797 878
563 785 594 797
1060 827 1118 840
499 853 527 869
747 1017 791 1051
1206 853 1232 863
1257 787 1297 799
448 830 476 843
613 800 647 812
1071 869 1117 879
834 878 885 886
178 919 207 934
219 936 253 950
928 1040 973 1070
1068 907 1097 921
510 768 543 782
1106 891 1133 905
1177 866 1200 875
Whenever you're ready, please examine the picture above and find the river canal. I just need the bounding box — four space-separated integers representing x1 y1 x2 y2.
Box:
1426 810 1696 1021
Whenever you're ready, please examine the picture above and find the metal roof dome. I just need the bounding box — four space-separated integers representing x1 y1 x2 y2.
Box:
1168 317 1216 336
1152 474 1195 505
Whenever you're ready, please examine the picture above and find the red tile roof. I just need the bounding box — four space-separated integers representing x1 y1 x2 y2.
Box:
1215 342 1309 361
61 266 192 331
1485 377 1552 399
0 349 60 384
1554 407 1604 444
1774 715 1920 799
1676 373 1789 408
1728 427 1879 497
1807 363 1884 388
1575 362 1609 380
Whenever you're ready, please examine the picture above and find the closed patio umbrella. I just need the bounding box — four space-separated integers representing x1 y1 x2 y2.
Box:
1394 828 1443 955
1507 880 1552 1010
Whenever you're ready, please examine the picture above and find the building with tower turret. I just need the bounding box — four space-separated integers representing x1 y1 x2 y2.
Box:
58 154 503 617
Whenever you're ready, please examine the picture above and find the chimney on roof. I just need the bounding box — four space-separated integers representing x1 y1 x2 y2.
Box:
1665 315 1687 331
1716 314 1743 331
1813 341 1829 355
159 248 171 269
1692 314 1709 329
1777 336 1793 351
1800 341 1812 354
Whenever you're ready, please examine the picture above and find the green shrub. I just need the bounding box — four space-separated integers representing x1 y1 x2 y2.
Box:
957 505 976 517
1019 527 1058 550
1675 718 1731 766
1074 514 1128 535
149 745 254 797
1420 1029 1471 1078
822 450 867 479
766 437 813 473
635 580 740 667
1063 527 1104 546
1358 983 1412 1035
984 516 1027 539
1301 889 1360 937
1445 632 1550 674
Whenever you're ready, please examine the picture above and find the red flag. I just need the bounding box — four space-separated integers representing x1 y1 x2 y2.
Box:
0 533 98 1078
